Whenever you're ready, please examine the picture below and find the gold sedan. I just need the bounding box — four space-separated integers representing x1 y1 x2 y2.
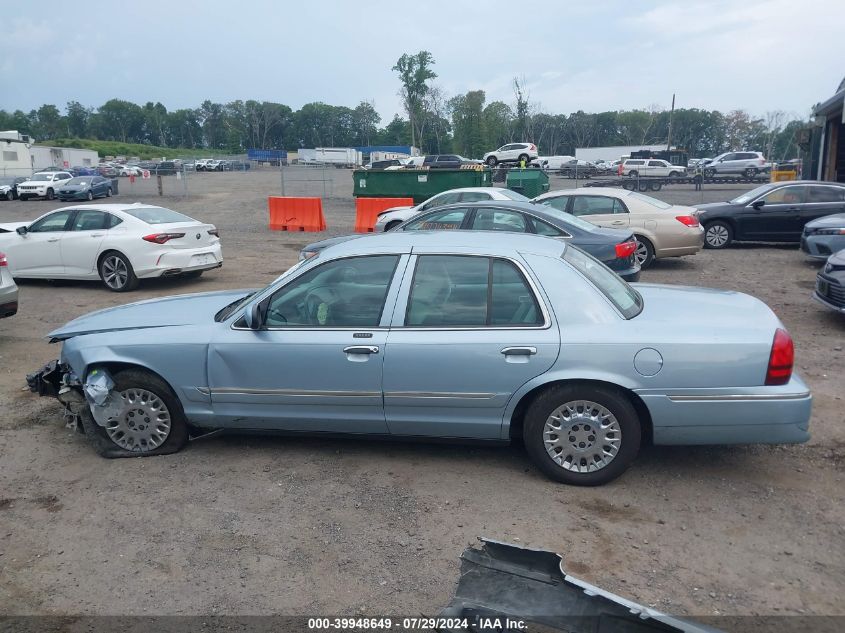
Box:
533 187 704 268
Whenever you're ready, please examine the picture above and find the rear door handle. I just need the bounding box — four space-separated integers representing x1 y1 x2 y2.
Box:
47 237 60 242
611 221 625 226
501 346 537 356
343 346 379 355
90 233 103 237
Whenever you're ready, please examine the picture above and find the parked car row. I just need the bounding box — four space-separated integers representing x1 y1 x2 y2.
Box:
358 186 703 270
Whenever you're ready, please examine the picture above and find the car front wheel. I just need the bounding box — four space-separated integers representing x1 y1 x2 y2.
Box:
99 251 140 292
4 191 12 201
86 191 94 200
46 188 54 200
486 156 498 166
79 368 189 458
704 221 733 249
523 384 641 486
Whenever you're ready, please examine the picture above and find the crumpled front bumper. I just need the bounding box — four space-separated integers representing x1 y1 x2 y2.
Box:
26 359 64 397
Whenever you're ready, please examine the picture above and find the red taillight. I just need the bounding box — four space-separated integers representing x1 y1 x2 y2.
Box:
142 232 185 244
615 240 636 258
207 229 219 237
675 215 699 227
765 328 794 386
0 252 7 267
530 144 536 151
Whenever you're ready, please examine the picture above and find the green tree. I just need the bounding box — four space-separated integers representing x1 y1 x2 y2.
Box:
351 101 381 146
97 99 144 143
483 101 514 149
392 51 436 149
65 101 90 138
450 90 486 158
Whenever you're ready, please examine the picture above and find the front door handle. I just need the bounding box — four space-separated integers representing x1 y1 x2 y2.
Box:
611 221 625 226
343 345 379 355
90 233 103 237
501 346 537 356
47 237 60 242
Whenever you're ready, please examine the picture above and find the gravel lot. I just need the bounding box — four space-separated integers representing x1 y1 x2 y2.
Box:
0 168 843 623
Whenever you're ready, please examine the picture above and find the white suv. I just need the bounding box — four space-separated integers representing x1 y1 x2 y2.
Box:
17 171 74 200
620 159 686 178
703 151 767 178
483 143 538 166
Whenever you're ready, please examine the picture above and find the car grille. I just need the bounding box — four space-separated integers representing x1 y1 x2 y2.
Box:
817 274 845 307
19 186 37 191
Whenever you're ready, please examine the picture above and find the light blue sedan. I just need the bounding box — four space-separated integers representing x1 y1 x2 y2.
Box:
27 232 811 485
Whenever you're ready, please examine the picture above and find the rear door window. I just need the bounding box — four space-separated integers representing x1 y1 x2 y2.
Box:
808 186 845 202
471 208 528 232
72 210 107 231
761 186 807 205
570 196 616 216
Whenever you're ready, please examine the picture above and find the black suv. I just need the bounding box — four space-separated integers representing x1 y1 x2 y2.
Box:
423 155 474 169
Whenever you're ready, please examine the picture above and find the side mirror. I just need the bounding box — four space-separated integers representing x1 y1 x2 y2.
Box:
16 226 28 236
752 200 765 210
242 302 264 330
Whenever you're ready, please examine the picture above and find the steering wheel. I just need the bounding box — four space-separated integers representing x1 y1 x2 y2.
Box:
304 287 339 325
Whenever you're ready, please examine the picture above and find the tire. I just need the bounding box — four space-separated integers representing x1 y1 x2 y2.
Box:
486 156 498 167
79 368 188 458
668 171 679 178
98 251 139 292
384 220 402 232
106 188 112 197
622 181 635 191
4 190 12 201
182 270 203 279
523 383 641 486
628 170 638 178
744 168 757 179
648 182 662 191
46 188 54 200
86 191 94 201
633 235 655 268
518 153 529 164
637 181 649 192
703 221 733 249
704 168 716 178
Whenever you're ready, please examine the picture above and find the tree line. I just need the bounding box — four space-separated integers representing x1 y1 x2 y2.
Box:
0 51 806 160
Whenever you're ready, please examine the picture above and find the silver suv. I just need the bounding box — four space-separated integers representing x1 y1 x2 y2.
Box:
703 151 767 178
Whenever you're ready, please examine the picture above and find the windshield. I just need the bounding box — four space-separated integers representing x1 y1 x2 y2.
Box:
30 174 52 181
730 184 775 205
563 245 643 318
67 178 90 185
123 206 194 224
627 191 672 209
536 204 600 231
499 190 530 202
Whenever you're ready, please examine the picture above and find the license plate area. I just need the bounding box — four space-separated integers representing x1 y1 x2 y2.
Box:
190 253 215 266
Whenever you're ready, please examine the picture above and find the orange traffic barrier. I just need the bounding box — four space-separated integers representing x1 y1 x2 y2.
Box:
268 197 326 232
354 197 414 233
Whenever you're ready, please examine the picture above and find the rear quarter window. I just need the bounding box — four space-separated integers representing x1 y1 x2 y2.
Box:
122 206 194 224
563 246 642 319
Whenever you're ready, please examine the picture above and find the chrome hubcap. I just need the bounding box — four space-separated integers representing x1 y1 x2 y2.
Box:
543 400 621 473
706 225 729 247
104 388 171 452
102 256 128 289
635 240 649 265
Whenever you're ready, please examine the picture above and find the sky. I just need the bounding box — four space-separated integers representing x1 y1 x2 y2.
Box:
1 0 843 122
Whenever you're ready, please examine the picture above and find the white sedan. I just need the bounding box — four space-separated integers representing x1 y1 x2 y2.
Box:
0 203 222 292
374 187 531 231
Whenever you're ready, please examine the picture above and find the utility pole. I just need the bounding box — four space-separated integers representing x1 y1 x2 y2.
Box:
666 93 675 151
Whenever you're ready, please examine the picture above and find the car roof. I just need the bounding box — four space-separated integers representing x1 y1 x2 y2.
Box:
319 226 567 259
51 202 172 212
534 187 630 200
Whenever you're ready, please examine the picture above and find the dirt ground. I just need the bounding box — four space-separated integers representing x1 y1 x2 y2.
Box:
0 168 843 623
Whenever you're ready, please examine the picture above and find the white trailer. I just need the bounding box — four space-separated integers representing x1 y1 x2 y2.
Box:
0 138 33 177
312 147 363 168
30 146 98 171
370 151 410 163
576 145 671 164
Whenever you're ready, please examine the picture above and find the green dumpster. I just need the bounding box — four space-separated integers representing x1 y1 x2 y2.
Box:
506 168 549 198
353 168 492 204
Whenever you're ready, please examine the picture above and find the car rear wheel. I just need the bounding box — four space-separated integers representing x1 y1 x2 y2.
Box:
704 221 733 249
4 191 12 201
523 383 641 486
518 154 529 164
99 251 139 292
633 235 655 268
80 368 189 458
46 188 54 200
628 170 638 178
486 156 498 167
668 171 679 178
106 188 112 197
704 168 716 178
744 168 757 179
